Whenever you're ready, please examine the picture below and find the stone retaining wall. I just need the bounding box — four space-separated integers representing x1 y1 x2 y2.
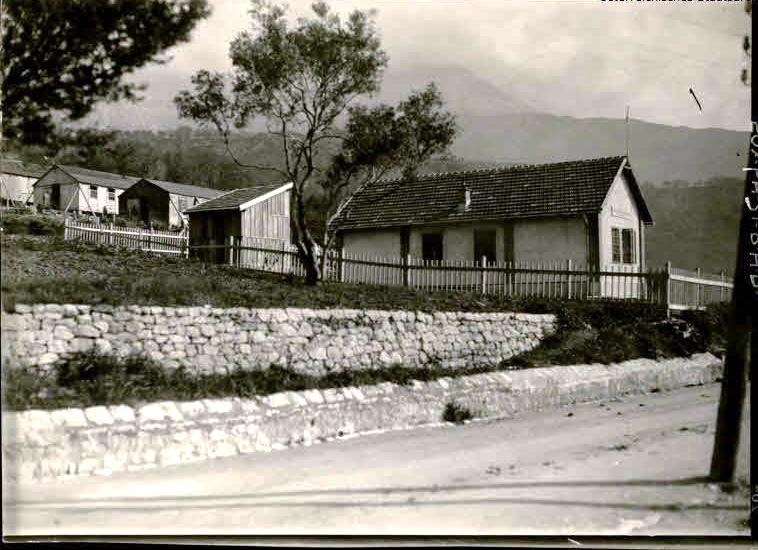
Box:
1 304 556 375
2 353 722 484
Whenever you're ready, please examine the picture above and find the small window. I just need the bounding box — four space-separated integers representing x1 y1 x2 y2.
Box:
90 185 98 199
107 187 115 201
421 232 443 261
612 227 636 264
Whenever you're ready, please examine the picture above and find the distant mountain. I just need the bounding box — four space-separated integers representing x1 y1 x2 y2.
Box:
641 178 743 274
452 113 748 185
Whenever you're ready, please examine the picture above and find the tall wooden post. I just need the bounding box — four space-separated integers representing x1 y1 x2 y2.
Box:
108 223 114 246
665 261 672 317
228 235 235 267
480 255 487 295
339 246 345 283
709 124 756 483
720 270 726 302
403 253 410 287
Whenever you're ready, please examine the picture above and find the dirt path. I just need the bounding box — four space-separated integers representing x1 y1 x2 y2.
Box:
4 383 750 537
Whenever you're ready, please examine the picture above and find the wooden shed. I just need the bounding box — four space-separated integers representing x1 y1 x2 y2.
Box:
118 178 226 229
33 164 138 215
185 182 292 263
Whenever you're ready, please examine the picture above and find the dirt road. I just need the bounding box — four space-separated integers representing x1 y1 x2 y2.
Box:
3 383 750 537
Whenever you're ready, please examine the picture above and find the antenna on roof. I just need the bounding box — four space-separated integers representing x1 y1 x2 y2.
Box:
625 105 630 161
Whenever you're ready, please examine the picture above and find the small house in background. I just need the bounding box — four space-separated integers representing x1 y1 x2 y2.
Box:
33 164 139 215
118 178 226 229
0 159 47 206
330 156 653 272
186 182 292 263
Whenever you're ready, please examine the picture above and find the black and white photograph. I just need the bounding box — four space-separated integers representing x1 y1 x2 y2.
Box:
0 0 755 541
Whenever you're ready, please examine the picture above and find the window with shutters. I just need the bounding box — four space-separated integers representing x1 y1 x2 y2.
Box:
612 227 636 264
107 188 115 201
90 185 98 199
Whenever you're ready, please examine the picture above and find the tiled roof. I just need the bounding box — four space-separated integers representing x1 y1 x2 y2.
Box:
56 164 140 190
331 157 652 231
0 159 47 178
185 182 290 212
139 178 226 200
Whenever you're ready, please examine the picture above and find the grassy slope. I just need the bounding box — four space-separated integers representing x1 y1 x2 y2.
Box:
1 234 727 411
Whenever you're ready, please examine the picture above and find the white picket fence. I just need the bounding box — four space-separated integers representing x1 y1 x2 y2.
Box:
64 219 189 256
194 237 733 311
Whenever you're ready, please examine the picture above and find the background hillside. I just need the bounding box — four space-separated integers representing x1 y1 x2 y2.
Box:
7 61 747 276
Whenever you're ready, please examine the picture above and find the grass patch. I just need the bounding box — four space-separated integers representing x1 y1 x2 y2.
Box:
0 212 65 237
442 402 474 424
4 351 518 411
1 235 601 313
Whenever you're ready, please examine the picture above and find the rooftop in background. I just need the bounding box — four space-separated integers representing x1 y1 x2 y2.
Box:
0 159 47 178
51 165 142 190
185 182 292 213
138 178 226 200
331 156 652 232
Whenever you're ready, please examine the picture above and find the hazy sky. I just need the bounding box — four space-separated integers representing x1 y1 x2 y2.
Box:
86 0 751 131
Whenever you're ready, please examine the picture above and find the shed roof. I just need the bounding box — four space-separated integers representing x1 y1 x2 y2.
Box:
185 182 292 213
330 156 652 231
0 159 47 178
137 178 226 200
52 165 140 190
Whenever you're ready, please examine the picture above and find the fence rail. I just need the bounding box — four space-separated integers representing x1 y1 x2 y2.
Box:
64 219 189 256
194 238 733 313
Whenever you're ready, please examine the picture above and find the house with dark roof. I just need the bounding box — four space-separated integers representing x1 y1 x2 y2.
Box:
185 182 293 263
1 159 48 205
33 164 140 215
118 178 226 228
330 157 653 273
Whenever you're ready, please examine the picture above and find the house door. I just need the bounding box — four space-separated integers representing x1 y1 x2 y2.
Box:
139 197 149 224
474 229 497 265
51 184 60 209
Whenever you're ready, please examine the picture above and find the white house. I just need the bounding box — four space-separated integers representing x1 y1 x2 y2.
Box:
33 164 139 215
329 157 654 295
0 159 46 205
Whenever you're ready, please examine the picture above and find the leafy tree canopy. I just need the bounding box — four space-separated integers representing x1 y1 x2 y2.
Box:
175 0 456 284
2 0 211 145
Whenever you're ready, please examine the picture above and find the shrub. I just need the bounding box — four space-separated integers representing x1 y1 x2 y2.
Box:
442 401 473 424
0 213 64 236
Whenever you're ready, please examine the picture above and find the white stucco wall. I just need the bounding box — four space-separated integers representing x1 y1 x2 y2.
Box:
513 216 588 267
598 171 641 269
597 170 643 298
343 229 401 259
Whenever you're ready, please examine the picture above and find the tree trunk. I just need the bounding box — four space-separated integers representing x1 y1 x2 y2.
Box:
291 183 321 285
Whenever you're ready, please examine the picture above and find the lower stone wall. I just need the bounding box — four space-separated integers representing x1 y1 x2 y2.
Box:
1 304 556 375
2 353 722 484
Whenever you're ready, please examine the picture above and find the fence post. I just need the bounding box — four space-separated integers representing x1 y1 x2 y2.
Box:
184 229 190 259
403 253 410 287
228 235 235 266
696 267 702 309
137 228 142 251
480 255 487 295
665 261 672 318
108 223 114 246
63 217 69 241
566 259 573 300
720 270 725 302
339 246 345 283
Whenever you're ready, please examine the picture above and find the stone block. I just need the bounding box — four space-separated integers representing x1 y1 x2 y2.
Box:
201 399 234 415
51 408 88 428
84 406 114 426
109 405 136 423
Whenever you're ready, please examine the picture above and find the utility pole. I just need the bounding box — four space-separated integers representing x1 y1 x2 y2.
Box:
708 131 756 483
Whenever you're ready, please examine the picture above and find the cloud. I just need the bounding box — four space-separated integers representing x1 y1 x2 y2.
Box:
85 0 750 131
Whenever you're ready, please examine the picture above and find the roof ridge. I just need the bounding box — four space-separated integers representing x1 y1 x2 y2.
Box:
374 156 626 185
